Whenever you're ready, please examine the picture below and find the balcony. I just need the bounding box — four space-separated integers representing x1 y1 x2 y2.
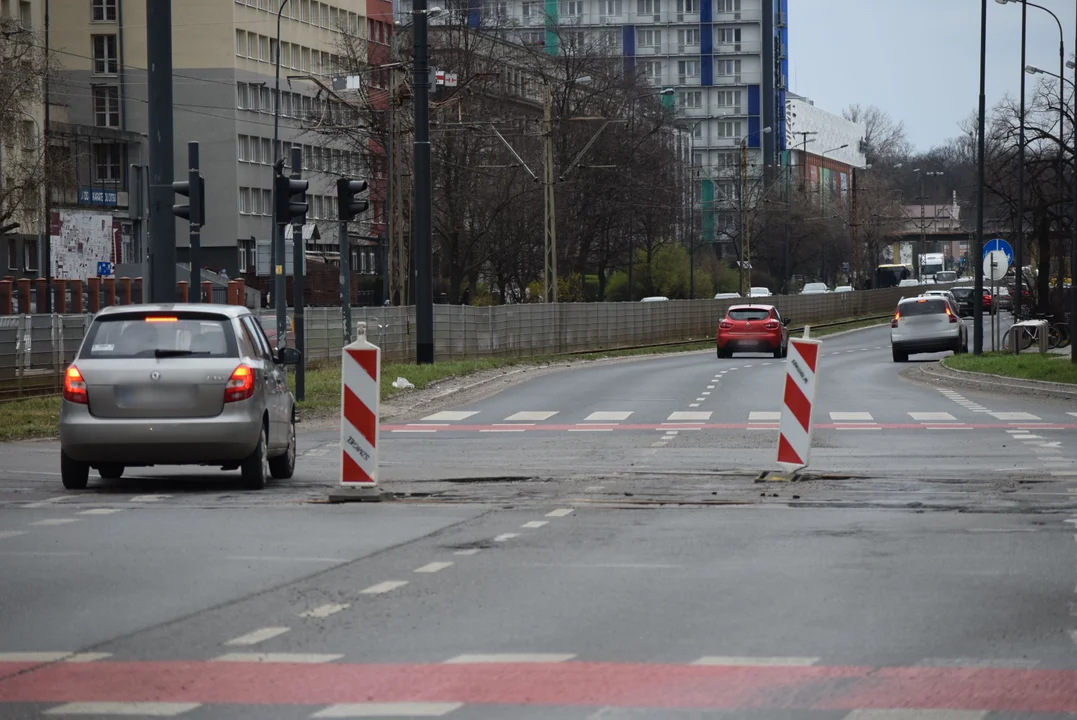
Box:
713 6 760 22
714 41 761 55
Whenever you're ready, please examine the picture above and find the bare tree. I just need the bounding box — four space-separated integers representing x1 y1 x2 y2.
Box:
0 18 53 234
842 103 912 167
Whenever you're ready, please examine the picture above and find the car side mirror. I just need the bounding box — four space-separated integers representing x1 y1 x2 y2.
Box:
277 347 301 366
782 318 790 326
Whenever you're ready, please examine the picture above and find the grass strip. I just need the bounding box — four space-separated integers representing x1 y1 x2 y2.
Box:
943 351 1077 385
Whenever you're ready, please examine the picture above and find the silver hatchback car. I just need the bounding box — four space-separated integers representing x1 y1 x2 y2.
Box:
890 295 968 362
59 304 301 490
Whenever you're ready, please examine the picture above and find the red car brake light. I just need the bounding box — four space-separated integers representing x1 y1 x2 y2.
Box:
891 311 900 328
945 306 959 323
62 365 88 404
762 321 780 330
719 321 733 329
224 364 256 403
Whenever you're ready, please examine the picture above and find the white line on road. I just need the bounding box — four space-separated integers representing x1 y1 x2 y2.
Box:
392 429 438 433
691 656 820 666
749 412 781 422
688 403 700 407
521 521 548 529
842 711 986 719
415 562 454 573
299 604 350 619
480 428 525 433
129 495 171 502
706 385 715 389
454 549 482 556
909 412 956 422
0 531 26 540
493 533 519 542
407 423 449 427
0 652 109 663
546 508 574 517
360 581 408 594
22 496 68 508
77 509 123 515
30 519 80 526
830 412 873 421
444 653 576 664
212 653 343 663
224 627 290 646
668 411 712 421
421 411 478 422
312 703 464 718
504 411 558 421
568 428 613 432
44 703 201 716
584 411 633 422
695 397 706 402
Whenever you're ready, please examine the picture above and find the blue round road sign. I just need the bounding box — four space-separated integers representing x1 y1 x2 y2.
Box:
983 238 1014 266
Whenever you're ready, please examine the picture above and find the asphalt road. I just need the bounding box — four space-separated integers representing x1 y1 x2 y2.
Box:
2 313 1076 718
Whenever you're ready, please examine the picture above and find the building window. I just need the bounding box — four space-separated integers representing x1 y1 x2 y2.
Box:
716 59 742 77
92 34 118 75
677 59 699 83
643 60 662 84
676 0 696 12
520 29 543 45
716 120 741 139
24 239 38 271
677 28 700 48
715 89 741 110
93 143 123 182
636 0 659 15
237 82 249 109
560 0 582 16
678 90 702 109
602 0 621 16
261 138 272 164
91 0 117 21
239 187 251 215
18 0 30 28
716 27 740 45
93 86 120 127
638 29 661 48
238 135 249 162
262 189 272 216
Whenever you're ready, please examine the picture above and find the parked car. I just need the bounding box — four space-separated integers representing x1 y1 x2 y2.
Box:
834 285 854 293
800 282 829 295
58 304 301 490
640 296 669 302
713 292 742 300
891 295 967 362
995 286 1012 311
934 270 958 284
716 304 790 359
748 286 772 298
898 278 923 288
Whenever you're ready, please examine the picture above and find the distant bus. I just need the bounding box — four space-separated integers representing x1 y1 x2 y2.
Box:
875 264 911 289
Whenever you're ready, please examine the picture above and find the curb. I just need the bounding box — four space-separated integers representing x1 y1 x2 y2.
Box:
913 361 1077 400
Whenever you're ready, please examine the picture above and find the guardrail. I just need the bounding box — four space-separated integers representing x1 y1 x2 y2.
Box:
0 285 931 402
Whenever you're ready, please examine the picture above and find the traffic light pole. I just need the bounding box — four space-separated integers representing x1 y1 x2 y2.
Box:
290 146 305 401
337 177 370 346
412 0 434 364
274 185 287 353
187 142 201 302
146 0 176 302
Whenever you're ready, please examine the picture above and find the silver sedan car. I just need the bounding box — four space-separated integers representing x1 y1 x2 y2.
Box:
59 304 301 490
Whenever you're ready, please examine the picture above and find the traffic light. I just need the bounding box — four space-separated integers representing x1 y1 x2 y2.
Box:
336 178 369 222
275 174 309 225
172 176 205 226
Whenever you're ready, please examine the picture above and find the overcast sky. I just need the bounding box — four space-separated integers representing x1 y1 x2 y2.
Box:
788 0 1077 153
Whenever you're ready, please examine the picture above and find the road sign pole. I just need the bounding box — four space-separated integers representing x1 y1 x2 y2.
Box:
188 142 201 303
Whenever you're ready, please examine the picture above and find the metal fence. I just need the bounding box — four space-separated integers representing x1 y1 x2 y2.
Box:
0 285 921 401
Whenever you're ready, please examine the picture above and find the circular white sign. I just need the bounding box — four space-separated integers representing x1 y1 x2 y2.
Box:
983 249 1010 282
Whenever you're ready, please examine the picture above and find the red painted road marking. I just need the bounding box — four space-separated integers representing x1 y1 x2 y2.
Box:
3 661 1077 713
381 422 1076 433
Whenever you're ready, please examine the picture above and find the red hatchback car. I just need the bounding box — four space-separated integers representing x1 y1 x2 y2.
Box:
717 304 790 359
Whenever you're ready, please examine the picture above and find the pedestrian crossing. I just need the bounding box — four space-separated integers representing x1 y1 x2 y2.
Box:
388 408 1077 431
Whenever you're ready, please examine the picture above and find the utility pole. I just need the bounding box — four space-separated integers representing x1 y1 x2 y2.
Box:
1014 0 1027 320
146 0 176 302
289 146 307 398
543 84 558 304
739 137 747 295
42 0 51 309
851 167 859 288
973 0 987 355
271 0 290 280
412 0 434 363
171 141 205 300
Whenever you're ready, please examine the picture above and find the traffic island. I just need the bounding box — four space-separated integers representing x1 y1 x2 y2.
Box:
911 353 1077 400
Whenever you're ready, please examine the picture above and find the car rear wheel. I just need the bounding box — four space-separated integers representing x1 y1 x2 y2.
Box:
892 348 908 363
241 426 268 490
773 346 783 359
61 452 89 490
269 414 296 480
98 465 124 480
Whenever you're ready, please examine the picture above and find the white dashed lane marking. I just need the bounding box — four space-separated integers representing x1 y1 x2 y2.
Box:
224 627 290 646
299 604 350 619
414 562 454 573
420 411 478 421
691 656 821 666
76 508 124 515
0 531 26 540
444 653 576 664
493 533 519 542
312 703 464 718
546 508 573 517
212 653 343 664
360 581 409 594
454 549 481 556
583 411 632 422
521 521 548 529
30 519 80 526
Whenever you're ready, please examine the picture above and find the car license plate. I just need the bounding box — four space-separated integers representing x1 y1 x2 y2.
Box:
117 386 194 408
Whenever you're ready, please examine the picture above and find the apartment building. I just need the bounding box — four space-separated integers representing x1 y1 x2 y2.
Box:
46 0 389 279
0 0 47 280
475 0 787 247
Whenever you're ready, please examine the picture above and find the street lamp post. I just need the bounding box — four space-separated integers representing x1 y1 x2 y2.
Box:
912 168 943 281
271 0 290 284
738 126 771 295
996 0 1028 320
974 0 988 355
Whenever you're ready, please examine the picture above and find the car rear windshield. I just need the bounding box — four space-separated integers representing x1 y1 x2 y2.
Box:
936 272 957 282
900 299 948 317
80 312 239 359
728 309 772 321
952 288 973 299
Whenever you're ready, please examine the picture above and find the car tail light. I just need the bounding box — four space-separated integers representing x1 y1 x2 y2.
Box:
945 306 959 323
891 311 900 328
719 321 733 329
224 364 256 403
62 365 88 404
762 321 779 330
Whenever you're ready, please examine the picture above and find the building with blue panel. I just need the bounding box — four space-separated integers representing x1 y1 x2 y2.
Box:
480 0 787 250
